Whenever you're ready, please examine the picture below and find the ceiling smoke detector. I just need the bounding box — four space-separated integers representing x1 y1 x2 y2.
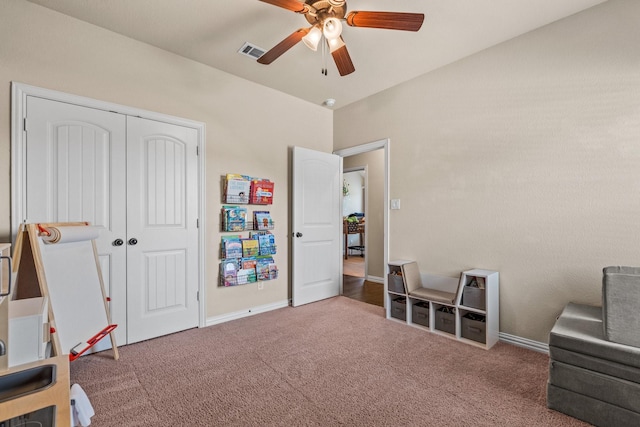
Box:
323 98 336 107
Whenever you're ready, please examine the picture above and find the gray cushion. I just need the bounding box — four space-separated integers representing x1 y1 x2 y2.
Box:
549 303 640 370
603 266 640 347
408 288 457 304
549 360 640 413
547 383 640 427
549 346 640 384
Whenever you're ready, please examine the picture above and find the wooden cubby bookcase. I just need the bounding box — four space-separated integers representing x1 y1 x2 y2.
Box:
386 260 499 350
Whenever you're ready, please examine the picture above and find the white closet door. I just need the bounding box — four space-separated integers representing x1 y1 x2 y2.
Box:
126 116 199 343
25 96 128 346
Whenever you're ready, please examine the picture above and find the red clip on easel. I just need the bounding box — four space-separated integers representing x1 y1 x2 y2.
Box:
69 324 118 361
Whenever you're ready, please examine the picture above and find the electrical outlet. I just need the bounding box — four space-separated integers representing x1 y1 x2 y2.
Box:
391 199 401 210
258 282 264 290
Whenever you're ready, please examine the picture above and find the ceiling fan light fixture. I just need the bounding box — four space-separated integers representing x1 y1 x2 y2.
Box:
302 25 322 51
322 17 342 41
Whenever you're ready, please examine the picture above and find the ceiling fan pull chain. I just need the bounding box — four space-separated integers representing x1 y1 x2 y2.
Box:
321 35 327 76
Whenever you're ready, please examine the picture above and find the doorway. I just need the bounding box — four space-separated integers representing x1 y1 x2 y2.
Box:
343 168 366 278
334 139 389 308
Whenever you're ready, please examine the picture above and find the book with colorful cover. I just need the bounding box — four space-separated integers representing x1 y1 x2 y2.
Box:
250 179 274 205
253 211 273 230
221 235 243 259
236 268 257 285
220 259 240 286
268 263 278 280
241 238 259 257
225 174 251 204
222 206 247 231
256 256 274 281
258 233 276 256
241 257 257 270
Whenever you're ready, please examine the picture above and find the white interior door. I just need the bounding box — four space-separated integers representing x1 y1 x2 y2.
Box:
126 116 199 343
292 146 342 306
25 96 128 346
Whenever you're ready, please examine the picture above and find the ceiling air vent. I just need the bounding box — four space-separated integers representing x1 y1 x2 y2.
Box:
238 42 266 60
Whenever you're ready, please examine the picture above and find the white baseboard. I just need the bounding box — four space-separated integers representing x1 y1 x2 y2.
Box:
366 275 384 284
499 332 549 354
205 300 289 327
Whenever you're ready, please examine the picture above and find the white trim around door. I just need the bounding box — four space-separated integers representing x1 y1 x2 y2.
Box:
334 139 390 307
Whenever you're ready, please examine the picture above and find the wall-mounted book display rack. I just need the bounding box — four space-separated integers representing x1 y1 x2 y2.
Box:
220 207 275 232
224 174 274 205
219 174 278 287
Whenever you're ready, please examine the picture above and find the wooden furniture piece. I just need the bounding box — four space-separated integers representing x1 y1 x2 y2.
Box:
343 220 365 259
1 243 12 371
386 260 499 349
0 355 70 426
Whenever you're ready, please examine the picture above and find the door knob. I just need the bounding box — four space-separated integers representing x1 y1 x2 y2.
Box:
128 238 138 245
113 239 124 246
295 232 303 238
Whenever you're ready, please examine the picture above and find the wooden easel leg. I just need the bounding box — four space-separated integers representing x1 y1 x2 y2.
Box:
109 331 120 360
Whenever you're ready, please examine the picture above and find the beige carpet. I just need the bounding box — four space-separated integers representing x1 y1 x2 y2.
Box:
70 297 589 426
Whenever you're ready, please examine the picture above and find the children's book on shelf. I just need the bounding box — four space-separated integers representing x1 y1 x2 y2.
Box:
222 206 247 231
220 259 240 287
257 233 276 256
256 256 275 281
241 238 259 257
236 268 257 285
269 263 278 280
225 174 251 204
253 211 273 230
250 178 274 204
221 235 243 259
241 257 257 271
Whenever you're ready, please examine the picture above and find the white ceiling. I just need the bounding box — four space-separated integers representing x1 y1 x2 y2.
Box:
26 0 607 109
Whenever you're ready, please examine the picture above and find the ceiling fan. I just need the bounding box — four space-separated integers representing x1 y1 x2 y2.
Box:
257 0 424 76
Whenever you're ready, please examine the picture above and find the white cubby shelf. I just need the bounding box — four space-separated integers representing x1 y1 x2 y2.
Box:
385 260 499 350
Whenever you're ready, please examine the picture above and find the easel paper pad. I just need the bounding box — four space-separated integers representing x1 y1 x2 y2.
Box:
36 235 110 354
41 226 100 244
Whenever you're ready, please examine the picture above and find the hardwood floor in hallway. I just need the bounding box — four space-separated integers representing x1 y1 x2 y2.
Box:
342 275 384 307
343 255 365 278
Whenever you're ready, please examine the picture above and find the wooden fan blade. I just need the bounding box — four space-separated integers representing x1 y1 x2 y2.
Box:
257 28 310 64
259 0 306 13
331 39 355 76
346 11 425 32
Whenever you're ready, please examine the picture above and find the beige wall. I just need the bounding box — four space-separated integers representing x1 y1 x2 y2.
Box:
0 0 333 318
334 0 640 343
344 150 385 279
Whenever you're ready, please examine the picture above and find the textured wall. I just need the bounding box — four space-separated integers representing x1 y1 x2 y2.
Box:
334 0 640 343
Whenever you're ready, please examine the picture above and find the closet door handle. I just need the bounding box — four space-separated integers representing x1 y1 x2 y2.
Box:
295 232 303 238
113 239 124 246
128 238 138 246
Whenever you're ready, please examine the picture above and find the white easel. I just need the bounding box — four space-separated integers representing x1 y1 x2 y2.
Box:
12 222 119 361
